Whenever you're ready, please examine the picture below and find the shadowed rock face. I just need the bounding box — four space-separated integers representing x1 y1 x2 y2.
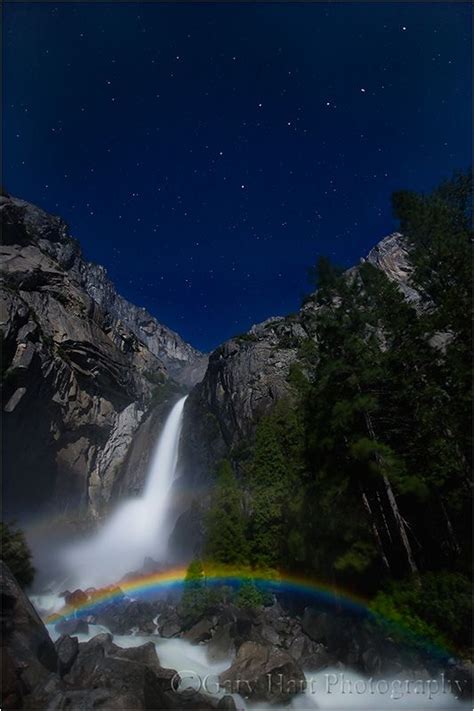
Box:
0 195 415 539
219 641 306 703
0 560 58 706
0 195 206 518
0 563 232 710
173 232 421 556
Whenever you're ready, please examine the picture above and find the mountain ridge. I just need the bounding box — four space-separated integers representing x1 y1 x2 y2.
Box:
0 193 206 519
0 193 418 529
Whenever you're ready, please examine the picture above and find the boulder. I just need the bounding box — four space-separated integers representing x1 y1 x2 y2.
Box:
64 589 88 607
287 634 314 663
446 660 473 700
0 560 58 699
258 623 281 646
228 608 255 649
207 623 236 663
301 608 366 666
44 687 114 710
158 620 180 638
168 688 223 710
219 641 306 703
74 655 170 707
94 598 156 635
158 608 184 638
0 647 23 709
64 634 181 708
217 696 238 710
301 608 328 643
112 641 161 670
64 634 118 686
55 634 79 675
300 645 335 671
183 618 214 644
55 617 89 636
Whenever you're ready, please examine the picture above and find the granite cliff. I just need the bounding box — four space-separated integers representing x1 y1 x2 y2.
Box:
0 193 418 540
172 231 420 555
0 194 207 519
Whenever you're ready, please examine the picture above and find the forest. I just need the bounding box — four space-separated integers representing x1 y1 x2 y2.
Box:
202 172 473 654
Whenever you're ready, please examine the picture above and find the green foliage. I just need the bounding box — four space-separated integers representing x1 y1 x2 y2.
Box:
0 522 35 587
235 578 264 609
207 585 233 606
287 362 310 393
233 332 258 342
371 572 472 651
201 173 472 652
300 173 472 585
334 541 378 574
180 559 209 624
393 172 472 485
205 460 249 565
245 400 305 568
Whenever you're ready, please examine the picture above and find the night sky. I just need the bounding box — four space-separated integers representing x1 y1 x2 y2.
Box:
4 2 472 351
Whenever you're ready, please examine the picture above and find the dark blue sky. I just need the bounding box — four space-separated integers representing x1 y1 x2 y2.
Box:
4 2 471 351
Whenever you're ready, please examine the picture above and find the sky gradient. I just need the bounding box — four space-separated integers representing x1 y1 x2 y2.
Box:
4 2 472 351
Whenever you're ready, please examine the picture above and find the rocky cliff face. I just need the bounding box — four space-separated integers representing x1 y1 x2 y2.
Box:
181 231 416 459
0 194 415 543
0 194 207 519
172 232 419 554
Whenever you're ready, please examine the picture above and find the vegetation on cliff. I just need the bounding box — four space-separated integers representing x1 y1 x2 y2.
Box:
203 172 473 652
0 522 35 587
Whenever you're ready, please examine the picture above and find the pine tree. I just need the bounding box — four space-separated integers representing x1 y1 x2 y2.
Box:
235 578 264 609
180 559 208 623
246 400 304 568
302 172 472 583
304 258 419 581
0 522 35 587
205 460 249 565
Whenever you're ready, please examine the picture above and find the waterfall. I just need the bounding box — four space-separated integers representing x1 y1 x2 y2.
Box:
62 396 188 587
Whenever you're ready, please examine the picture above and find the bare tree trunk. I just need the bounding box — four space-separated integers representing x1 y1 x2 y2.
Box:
439 496 461 556
360 485 391 572
381 471 419 576
364 410 419 577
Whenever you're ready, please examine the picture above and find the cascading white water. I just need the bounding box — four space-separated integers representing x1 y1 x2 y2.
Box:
39 617 470 711
62 396 188 587
35 393 469 711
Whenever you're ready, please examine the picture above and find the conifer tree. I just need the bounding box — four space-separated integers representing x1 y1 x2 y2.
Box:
180 559 208 623
205 460 249 565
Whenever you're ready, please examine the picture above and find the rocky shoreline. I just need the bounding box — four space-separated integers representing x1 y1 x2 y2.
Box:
3 560 472 709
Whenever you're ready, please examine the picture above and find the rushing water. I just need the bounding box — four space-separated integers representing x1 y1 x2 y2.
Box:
32 392 470 711
60 396 187 587
38 615 469 711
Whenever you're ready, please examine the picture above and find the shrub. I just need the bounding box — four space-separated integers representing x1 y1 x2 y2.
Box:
370 571 472 651
235 579 264 609
0 522 35 587
180 559 209 624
